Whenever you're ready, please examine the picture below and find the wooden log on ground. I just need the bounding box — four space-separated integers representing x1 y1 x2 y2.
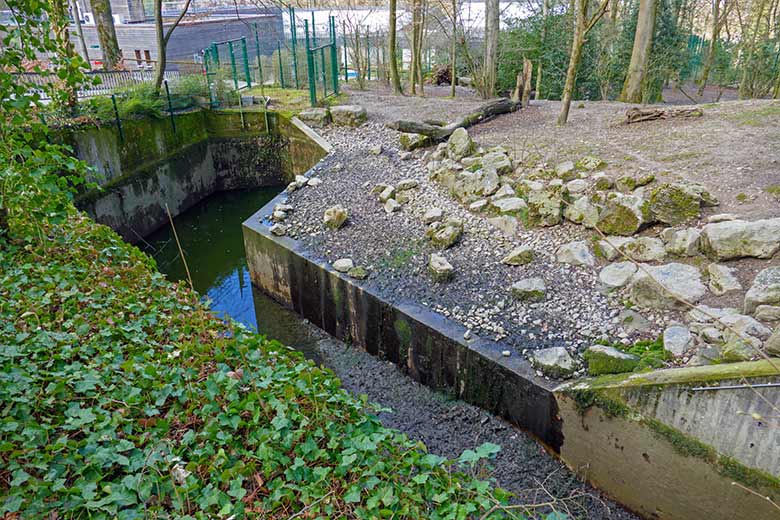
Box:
624 107 704 124
388 98 519 140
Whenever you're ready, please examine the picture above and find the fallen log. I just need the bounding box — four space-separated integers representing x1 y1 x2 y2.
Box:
624 107 704 124
387 98 519 140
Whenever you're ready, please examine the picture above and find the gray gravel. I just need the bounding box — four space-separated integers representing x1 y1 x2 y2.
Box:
273 119 674 379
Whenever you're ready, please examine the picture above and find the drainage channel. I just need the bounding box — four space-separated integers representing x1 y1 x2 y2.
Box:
144 187 638 520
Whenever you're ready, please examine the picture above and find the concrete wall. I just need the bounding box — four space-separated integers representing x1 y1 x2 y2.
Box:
556 362 780 520
67 109 327 241
242 194 563 448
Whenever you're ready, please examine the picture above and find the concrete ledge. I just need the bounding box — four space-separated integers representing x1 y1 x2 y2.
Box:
556 361 780 519
242 192 563 449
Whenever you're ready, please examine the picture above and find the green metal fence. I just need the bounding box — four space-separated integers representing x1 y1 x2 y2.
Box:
202 8 339 108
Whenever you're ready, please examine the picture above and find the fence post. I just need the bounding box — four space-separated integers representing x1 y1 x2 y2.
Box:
330 16 339 95
228 40 239 89
254 25 265 96
366 30 371 81
211 43 219 66
304 19 316 106
111 94 124 143
277 41 286 88
342 20 348 82
289 6 299 89
164 79 176 134
241 37 251 88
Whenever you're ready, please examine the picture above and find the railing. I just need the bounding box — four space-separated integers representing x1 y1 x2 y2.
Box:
15 70 182 99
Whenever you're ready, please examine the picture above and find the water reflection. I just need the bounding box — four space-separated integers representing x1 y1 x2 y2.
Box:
142 188 322 361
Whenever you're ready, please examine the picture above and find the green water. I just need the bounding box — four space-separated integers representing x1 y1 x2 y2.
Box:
143 188 319 354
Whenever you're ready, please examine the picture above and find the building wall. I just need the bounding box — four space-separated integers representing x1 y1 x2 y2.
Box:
71 13 282 70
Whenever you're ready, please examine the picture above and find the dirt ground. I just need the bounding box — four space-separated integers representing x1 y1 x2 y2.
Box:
346 83 780 220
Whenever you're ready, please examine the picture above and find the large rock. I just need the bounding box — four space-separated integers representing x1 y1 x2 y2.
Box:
333 258 354 273
297 107 331 127
501 245 535 265
563 196 599 228
423 207 444 224
596 193 649 236
621 237 666 262
707 264 742 295
426 219 463 249
597 236 633 261
599 262 638 288
487 216 519 236
510 277 546 301
447 127 475 160
661 228 701 256
755 305 780 322
583 345 640 375
720 330 762 362
648 183 703 224
529 347 577 378
663 325 693 357
481 151 513 175
577 155 606 171
744 267 780 315
628 263 707 310
399 132 431 151
718 313 773 341
428 254 454 282
490 197 527 216
556 240 596 267
767 328 780 355
525 184 563 227
700 218 780 260
330 105 367 126
323 205 348 229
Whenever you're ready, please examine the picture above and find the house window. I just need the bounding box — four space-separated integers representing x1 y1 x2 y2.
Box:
134 50 142 68
144 50 152 69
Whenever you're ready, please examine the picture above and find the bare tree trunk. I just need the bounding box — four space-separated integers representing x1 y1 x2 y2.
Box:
534 0 550 100
90 0 122 70
698 0 723 95
522 57 533 106
154 0 192 92
450 0 457 97
512 71 522 102
619 0 658 103
482 0 499 98
410 0 420 95
738 0 769 98
559 0 609 124
71 0 90 65
558 0 588 125
389 0 403 93
51 0 79 112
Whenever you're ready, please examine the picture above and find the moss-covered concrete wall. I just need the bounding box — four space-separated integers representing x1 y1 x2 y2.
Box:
65 109 328 242
555 362 780 519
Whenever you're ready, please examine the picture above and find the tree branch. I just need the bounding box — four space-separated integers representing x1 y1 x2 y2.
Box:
163 0 194 44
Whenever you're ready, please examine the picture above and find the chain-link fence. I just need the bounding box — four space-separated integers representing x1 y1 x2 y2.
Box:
202 7 340 108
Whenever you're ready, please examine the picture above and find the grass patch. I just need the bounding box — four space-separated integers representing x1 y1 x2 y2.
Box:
729 103 780 126
765 184 780 200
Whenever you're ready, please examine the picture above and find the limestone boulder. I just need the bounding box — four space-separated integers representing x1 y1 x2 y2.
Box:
510 277 546 301
599 262 638 289
707 264 742 295
423 207 444 224
700 218 780 260
555 161 577 181
583 345 639 375
426 219 463 249
501 245 535 266
490 197 528 217
525 184 563 227
648 183 708 225
323 205 348 229
577 155 606 171
628 263 707 310
447 128 475 160
429 254 454 282
621 237 666 262
333 258 354 273
487 216 519 236
481 151 513 175
529 347 577 378
597 236 633 261
767 328 780 356
744 267 780 315
399 132 431 151
755 305 780 322
330 105 367 126
556 240 596 267
596 193 650 236
563 195 599 228
297 107 331 127
663 325 693 357
661 228 701 256
720 330 761 362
